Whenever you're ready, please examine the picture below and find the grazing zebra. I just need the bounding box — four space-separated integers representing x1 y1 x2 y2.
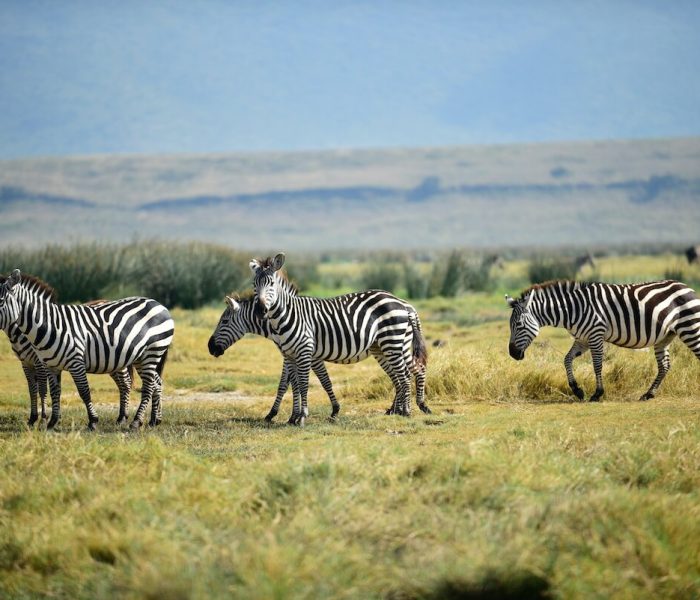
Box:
251 253 429 424
0 270 174 430
208 293 341 421
506 280 700 402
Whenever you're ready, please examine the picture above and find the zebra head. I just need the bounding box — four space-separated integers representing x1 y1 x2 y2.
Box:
208 296 250 357
505 291 539 360
250 252 285 316
0 269 22 329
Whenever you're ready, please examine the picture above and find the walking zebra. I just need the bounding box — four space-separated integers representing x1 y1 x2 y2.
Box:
208 294 427 421
0 270 174 429
0 279 135 426
208 293 340 421
251 253 429 424
506 280 700 401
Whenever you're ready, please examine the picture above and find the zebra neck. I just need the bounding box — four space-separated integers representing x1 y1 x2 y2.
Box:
14 285 56 342
531 292 570 328
243 304 268 336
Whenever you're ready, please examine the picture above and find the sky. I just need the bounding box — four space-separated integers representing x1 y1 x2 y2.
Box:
1 1 699 159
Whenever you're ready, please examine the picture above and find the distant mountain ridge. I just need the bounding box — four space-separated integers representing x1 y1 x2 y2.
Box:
0 138 698 250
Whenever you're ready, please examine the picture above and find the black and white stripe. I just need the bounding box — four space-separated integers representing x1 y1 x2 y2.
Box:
208 295 340 421
0 269 173 429
506 279 700 401
251 253 429 424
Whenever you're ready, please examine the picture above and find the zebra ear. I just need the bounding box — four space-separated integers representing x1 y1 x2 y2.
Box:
272 253 285 271
225 296 240 311
505 294 517 308
249 259 261 274
7 269 20 289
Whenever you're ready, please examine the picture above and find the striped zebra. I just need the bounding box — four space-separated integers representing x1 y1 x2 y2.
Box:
0 269 174 430
506 280 700 402
251 253 429 424
208 294 427 421
0 280 135 426
208 293 340 421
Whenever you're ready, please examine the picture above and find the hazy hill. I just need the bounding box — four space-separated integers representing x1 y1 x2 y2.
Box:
0 137 698 250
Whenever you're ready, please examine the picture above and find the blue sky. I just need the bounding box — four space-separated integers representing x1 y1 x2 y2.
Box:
1 1 699 158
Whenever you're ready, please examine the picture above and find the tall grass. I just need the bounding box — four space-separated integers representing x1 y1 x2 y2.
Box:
0 241 250 308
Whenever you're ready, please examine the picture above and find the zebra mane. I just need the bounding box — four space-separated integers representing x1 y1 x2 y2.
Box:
3 273 58 302
275 270 299 296
229 289 256 302
521 280 582 300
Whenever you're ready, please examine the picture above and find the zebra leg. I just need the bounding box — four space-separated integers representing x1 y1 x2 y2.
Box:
413 362 430 414
47 371 62 430
639 343 671 401
37 363 48 421
111 369 132 425
22 364 40 426
149 372 163 427
311 360 340 420
266 359 290 422
288 353 312 426
374 352 411 416
588 338 605 402
130 365 155 429
69 366 100 430
564 340 588 401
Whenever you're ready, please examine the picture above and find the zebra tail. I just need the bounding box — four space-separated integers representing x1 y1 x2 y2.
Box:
156 348 169 378
409 312 428 368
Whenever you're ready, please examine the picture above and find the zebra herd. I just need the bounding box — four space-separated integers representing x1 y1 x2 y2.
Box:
0 254 698 430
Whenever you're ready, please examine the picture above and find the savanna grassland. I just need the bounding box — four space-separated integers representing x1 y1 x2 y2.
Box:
1 254 700 599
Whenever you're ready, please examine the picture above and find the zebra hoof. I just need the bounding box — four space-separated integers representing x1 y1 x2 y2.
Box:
47 416 60 430
129 419 143 430
639 393 654 402
571 386 585 401
27 414 39 427
87 421 98 432
264 412 277 422
418 403 432 415
148 418 162 427
116 415 128 425
287 414 304 426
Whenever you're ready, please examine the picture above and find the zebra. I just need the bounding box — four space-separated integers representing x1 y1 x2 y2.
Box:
0 277 135 427
251 253 429 424
208 293 341 422
506 279 700 402
208 294 427 422
0 269 174 430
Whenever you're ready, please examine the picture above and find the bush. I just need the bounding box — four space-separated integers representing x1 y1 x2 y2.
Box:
527 258 578 284
0 241 250 308
360 264 401 293
0 243 123 303
404 264 429 299
284 258 320 291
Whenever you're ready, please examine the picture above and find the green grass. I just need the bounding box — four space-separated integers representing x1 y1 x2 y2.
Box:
1 297 699 599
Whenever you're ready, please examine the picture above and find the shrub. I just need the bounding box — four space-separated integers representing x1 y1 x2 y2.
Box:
360 263 401 293
122 241 249 309
0 242 123 303
404 263 429 299
0 240 250 308
527 258 578 284
284 258 320 291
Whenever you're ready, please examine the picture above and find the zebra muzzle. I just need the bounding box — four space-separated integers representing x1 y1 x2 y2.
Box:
207 336 224 357
508 343 525 360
